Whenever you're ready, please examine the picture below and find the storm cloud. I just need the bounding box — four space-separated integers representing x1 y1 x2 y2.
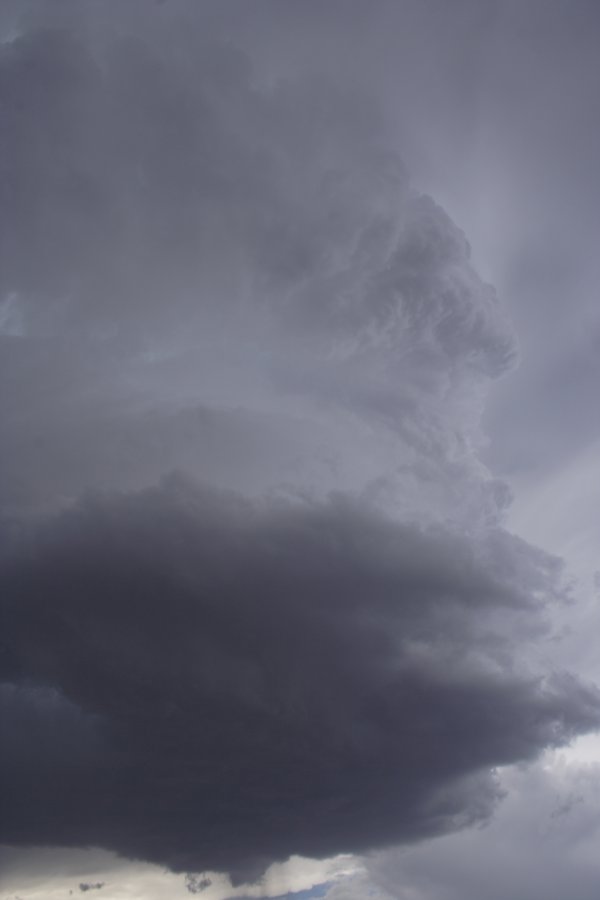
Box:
2 478 599 882
0 7 514 518
1 1 599 891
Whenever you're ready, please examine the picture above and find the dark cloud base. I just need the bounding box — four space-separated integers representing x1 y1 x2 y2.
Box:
2 478 598 883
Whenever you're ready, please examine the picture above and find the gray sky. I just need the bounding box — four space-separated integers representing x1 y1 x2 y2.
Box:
2 3 600 899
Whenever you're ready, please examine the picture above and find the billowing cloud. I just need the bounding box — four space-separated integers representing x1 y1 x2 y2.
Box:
0 8 514 521
1 1 598 892
2 478 599 882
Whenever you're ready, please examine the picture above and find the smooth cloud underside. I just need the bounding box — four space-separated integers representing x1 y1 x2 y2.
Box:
1 5 599 889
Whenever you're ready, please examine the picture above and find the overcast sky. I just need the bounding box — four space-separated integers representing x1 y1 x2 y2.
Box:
2 3 600 900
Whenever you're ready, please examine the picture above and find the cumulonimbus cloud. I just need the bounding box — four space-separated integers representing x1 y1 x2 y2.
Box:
0 2 598 887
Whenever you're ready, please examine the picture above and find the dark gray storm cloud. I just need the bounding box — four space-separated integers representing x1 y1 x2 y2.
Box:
1 0 599 890
2 479 599 882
